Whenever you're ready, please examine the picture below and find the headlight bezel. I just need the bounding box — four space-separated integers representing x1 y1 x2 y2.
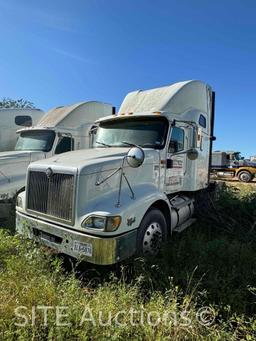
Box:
81 215 121 232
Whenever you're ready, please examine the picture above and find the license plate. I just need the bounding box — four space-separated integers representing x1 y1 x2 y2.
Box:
73 241 93 257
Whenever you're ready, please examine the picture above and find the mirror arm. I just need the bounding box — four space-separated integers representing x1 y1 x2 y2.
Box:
170 148 199 161
95 153 136 207
170 149 192 157
95 166 122 186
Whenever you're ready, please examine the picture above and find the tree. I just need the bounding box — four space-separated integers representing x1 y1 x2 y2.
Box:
0 97 35 109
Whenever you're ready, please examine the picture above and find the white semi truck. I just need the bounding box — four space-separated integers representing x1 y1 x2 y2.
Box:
0 108 44 152
0 101 113 217
16 80 215 265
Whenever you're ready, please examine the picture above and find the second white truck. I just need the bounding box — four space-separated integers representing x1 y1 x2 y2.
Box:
0 101 113 217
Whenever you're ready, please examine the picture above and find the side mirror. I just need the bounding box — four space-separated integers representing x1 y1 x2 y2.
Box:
89 125 98 135
187 148 199 160
126 147 145 168
89 125 98 148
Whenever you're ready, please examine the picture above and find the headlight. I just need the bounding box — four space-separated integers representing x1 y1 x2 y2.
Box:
82 216 106 229
82 215 121 232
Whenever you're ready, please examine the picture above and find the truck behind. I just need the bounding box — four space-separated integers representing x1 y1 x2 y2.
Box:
211 151 256 182
0 108 44 152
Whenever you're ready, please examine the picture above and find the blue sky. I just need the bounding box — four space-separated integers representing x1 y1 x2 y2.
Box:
0 0 255 156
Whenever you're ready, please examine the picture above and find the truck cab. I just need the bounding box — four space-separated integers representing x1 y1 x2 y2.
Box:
15 129 73 156
16 80 215 265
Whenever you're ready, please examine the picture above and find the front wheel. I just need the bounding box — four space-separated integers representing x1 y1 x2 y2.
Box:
136 208 167 257
238 171 252 183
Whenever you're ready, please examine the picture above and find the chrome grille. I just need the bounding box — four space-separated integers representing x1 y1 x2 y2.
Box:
27 171 75 222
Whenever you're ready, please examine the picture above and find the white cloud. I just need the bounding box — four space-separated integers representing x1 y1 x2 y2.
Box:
51 47 96 64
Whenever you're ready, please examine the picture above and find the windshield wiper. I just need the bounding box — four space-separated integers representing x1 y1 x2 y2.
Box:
121 141 156 148
121 141 135 147
96 141 111 147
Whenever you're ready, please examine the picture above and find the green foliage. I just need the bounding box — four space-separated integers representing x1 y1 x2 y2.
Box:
0 184 256 340
0 97 35 109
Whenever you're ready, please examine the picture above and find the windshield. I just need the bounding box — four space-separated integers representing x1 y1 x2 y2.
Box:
93 117 168 149
15 130 56 152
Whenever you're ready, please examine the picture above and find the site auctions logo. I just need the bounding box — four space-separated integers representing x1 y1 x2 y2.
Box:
14 305 216 328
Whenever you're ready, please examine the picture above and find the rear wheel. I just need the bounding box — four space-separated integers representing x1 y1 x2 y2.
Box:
238 171 252 183
136 208 167 257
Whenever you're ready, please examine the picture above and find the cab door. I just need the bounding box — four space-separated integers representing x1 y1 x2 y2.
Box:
165 126 187 193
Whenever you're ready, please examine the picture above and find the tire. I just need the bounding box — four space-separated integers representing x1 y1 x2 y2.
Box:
238 171 252 183
136 208 167 257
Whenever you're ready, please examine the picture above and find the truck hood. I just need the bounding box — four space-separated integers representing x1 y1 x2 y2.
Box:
0 150 45 171
27 148 161 229
0 150 33 162
30 148 159 175
0 150 46 199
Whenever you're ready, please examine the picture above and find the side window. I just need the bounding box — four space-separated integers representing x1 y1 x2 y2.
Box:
169 127 184 153
199 114 206 128
55 136 73 155
15 115 32 127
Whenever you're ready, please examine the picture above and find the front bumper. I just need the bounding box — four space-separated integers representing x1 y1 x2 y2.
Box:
16 211 137 265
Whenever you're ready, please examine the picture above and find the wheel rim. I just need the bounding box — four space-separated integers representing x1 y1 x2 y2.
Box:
240 173 250 182
142 222 163 255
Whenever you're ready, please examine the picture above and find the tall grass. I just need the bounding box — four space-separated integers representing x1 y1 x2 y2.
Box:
0 184 256 340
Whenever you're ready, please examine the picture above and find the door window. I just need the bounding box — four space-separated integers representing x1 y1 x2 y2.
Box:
55 136 73 154
168 127 184 153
